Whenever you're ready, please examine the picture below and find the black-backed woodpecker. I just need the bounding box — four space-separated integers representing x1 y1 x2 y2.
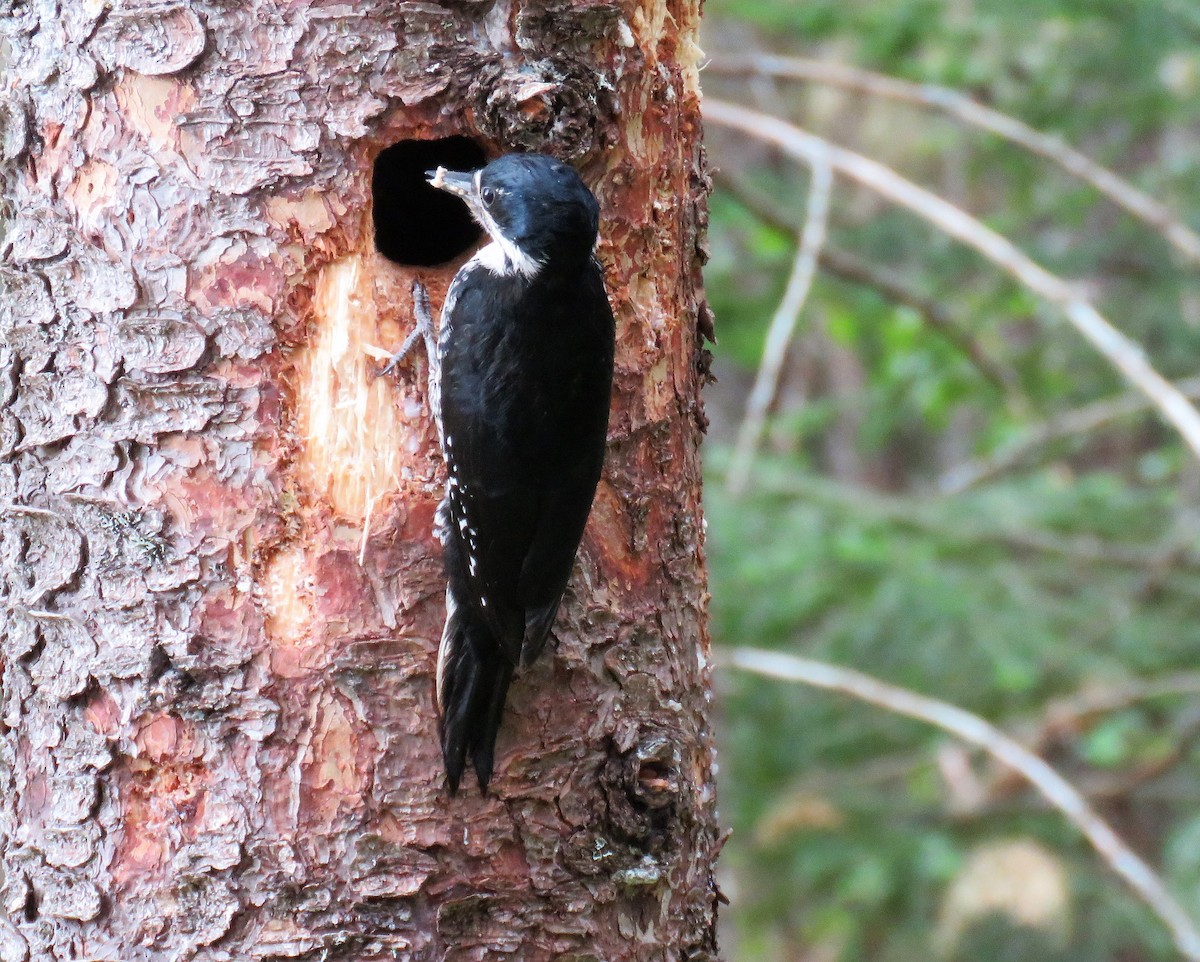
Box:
394 154 616 794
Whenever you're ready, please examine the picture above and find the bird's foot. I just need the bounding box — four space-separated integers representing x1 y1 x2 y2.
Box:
377 281 438 378
377 325 423 378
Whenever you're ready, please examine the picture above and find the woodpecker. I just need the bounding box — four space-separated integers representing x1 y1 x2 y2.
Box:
391 154 615 794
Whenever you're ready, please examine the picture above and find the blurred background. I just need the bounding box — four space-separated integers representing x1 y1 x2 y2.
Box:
698 1 1200 960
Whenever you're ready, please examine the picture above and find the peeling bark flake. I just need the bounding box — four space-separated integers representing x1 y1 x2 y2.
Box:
95 9 208 78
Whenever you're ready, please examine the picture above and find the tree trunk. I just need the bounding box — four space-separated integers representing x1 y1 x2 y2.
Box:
0 2 718 961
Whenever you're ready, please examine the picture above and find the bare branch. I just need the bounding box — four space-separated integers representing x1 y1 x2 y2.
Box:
736 466 1200 571
727 150 834 494
704 99 1200 464
821 245 1029 410
1039 673 1200 740
722 647 1200 961
712 169 1027 409
755 671 1200 816
707 54 1200 266
939 376 1200 493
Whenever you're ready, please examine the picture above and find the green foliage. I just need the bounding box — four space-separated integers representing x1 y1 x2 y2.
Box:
703 0 1200 959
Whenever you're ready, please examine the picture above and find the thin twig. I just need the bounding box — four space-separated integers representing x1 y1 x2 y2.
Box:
721 646 1200 961
734 465 1200 571
939 376 1200 493
728 151 834 494
704 99 1200 464
1036 672 1200 742
755 671 1200 816
821 246 1031 409
977 674 1200 810
713 169 1026 409
707 54 1200 266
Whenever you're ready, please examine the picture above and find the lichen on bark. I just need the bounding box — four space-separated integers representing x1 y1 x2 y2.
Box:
0 1 718 959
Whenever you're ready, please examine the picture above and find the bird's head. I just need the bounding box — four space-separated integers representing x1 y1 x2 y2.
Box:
427 153 600 278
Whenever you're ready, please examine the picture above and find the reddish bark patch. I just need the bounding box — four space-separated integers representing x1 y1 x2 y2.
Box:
112 720 209 885
188 243 287 317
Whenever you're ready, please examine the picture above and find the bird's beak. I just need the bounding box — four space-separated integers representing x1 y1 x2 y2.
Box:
426 167 477 200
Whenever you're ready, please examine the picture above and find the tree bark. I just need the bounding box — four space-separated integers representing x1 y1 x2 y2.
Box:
0 2 718 961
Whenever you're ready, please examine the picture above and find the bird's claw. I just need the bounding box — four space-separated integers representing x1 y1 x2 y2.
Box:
376 281 438 378
377 325 423 378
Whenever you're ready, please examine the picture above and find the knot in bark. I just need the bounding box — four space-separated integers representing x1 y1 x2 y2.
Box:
600 727 686 852
469 58 610 160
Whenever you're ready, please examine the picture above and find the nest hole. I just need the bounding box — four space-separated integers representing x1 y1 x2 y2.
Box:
372 136 487 266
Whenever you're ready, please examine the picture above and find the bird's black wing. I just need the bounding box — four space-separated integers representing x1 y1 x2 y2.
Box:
515 265 614 662
434 260 613 791
438 261 613 661
437 268 531 663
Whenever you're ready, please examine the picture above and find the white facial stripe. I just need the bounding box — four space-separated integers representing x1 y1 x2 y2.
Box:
474 226 541 279
495 231 542 279
475 242 511 276
473 174 543 279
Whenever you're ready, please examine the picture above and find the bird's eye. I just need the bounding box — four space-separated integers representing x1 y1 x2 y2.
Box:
481 187 496 206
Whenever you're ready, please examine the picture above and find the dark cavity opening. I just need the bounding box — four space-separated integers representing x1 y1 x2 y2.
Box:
372 136 487 266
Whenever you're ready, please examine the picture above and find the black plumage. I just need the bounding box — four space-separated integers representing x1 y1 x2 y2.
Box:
422 154 615 793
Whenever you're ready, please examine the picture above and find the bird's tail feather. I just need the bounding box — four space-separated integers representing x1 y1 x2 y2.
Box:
436 588 515 794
